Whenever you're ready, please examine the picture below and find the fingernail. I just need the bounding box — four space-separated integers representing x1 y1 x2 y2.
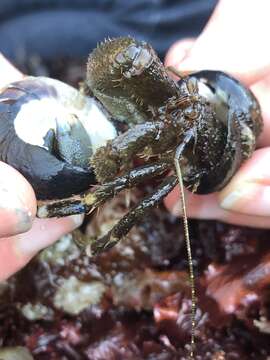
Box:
172 201 182 216
0 188 33 236
219 149 270 216
70 214 85 228
220 181 270 216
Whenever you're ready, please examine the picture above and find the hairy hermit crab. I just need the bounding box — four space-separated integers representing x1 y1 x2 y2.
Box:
0 37 262 253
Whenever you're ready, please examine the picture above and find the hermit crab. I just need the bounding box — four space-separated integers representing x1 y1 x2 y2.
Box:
0 37 262 253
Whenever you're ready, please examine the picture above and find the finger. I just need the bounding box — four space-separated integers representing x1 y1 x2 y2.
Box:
0 162 36 237
0 53 24 88
165 39 270 149
165 38 195 68
165 188 270 229
165 148 270 228
219 148 270 217
0 215 84 281
251 76 270 147
166 0 270 86
0 59 33 237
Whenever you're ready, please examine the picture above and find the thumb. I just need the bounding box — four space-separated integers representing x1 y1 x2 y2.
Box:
0 162 36 237
166 0 270 86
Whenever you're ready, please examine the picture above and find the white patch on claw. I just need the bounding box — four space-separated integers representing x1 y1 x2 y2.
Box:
14 77 117 153
81 101 117 153
14 97 59 148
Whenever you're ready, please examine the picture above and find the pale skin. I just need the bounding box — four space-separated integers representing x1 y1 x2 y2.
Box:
164 0 270 228
1 0 270 279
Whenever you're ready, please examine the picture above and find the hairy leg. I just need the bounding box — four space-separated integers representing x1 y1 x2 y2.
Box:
89 175 178 255
77 131 195 254
37 161 171 218
91 120 182 183
37 116 183 219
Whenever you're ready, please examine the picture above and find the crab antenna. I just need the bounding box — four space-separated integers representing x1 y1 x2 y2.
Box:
174 156 196 359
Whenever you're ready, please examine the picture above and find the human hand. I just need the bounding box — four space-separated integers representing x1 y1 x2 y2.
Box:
164 0 270 228
0 55 84 281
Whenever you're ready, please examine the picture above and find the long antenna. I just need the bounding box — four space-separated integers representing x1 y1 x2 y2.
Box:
174 155 196 359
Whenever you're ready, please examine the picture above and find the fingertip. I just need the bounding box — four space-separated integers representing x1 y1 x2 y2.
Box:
0 53 24 88
14 215 85 256
165 149 270 227
165 38 195 68
164 187 221 220
0 214 84 281
251 76 270 148
219 148 270 217
0 162 36 237
165 4 270 87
